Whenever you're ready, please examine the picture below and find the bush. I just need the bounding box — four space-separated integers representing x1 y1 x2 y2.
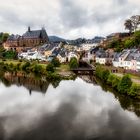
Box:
107 74 115 85
69 57 78 69
95 66 102 78
102 69 110 82
32 64 43 74
118 75 132 94
112 77 120 89
51 57 61 67
22 62 31 71
128 84 140 97
16 63 21 71
46 63 55 73
95 66 110 81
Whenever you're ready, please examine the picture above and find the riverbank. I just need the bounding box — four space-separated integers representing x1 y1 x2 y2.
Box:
95 65 140 99
0 59 76 80
100 65 140 84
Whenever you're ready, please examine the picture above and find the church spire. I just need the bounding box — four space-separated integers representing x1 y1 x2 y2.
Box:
28 26 31 32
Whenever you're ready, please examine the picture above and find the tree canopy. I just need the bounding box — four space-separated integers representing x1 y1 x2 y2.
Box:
0 33 9 43
124 15 140 33
69 57 78 69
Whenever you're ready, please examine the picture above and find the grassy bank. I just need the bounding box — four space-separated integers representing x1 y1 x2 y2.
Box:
0 59 75 80
95 65 140 98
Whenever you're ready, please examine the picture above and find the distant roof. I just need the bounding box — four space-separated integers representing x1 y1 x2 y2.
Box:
52 48 61 56
22 27 49 39
125 49 140 61
45 44 55 51
59 50 66 57
7 34 20 41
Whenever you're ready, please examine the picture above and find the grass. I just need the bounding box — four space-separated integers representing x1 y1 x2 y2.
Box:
56 64 70 72
0 59 70 73
128 74 140 80
0 59 20 65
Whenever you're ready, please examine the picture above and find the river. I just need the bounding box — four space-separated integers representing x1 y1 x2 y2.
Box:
0 73 140 140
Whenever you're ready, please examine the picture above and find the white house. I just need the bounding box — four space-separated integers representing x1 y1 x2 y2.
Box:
112 50 130 68
80 43 98 51
68 52 79 62
19 51 46 61
27 51 46 61
113 49 140 71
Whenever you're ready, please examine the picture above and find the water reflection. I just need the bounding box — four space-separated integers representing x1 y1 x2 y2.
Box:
96 78 140 118
0 74 140 139
0 72 50 94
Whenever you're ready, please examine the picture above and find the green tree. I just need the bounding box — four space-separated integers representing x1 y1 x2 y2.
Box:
130 15 140 31
124 15 140 33
134 30 140 46
112 77 120 89
3 50 17 59
95 65 102 78
22 62 31 71
124 19 133 33
69 57 78 69
46 63 55 72
1 33 9 43
124 39 135 48
118 75 132 94
108 40 120 48
107 74 115 85
51 57 61 67
128 84 140 97
108 39 123 52
102 69 110 82
32 64 43 74
0 46 5 58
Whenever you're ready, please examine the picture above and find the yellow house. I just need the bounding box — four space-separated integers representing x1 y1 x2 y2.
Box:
44 45 55 58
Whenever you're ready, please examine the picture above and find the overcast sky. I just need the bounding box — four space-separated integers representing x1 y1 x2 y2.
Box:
0 0 140 39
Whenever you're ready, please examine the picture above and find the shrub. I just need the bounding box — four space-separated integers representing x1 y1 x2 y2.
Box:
107 74 115 85
95 66 102 78
16 63 21 71
69 57 78 69
118 75 132 94
22 62 31 71
128 84 140 97
46 63 55 73
95 66 110 81
112 77 120 89
32 64 43 74
102 69 110 82
51 57 61 67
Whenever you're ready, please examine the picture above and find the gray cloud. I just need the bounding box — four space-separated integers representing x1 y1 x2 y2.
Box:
59 0 90 29
0 0 140 38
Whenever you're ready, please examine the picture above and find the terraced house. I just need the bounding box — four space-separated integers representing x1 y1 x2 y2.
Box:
4 27 49 52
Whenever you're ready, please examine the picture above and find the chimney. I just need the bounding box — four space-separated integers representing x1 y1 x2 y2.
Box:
28 26 31 32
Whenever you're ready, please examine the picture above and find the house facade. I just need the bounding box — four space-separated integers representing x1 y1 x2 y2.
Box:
113 49 140 71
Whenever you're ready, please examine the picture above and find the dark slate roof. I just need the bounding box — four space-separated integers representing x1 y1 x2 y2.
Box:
45 44 55 51
90 47 99 54
22 28 49 39
113 53 121 61
52 48 61 56
59 50 66 57
125 50 140 61
7 34 20 41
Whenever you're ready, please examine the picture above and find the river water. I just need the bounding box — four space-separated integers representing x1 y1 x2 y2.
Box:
0 74 140 140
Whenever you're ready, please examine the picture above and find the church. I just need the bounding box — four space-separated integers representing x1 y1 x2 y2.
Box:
4 27 49 52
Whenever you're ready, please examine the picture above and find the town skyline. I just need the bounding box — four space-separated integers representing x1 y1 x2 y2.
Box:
0 0 140 39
